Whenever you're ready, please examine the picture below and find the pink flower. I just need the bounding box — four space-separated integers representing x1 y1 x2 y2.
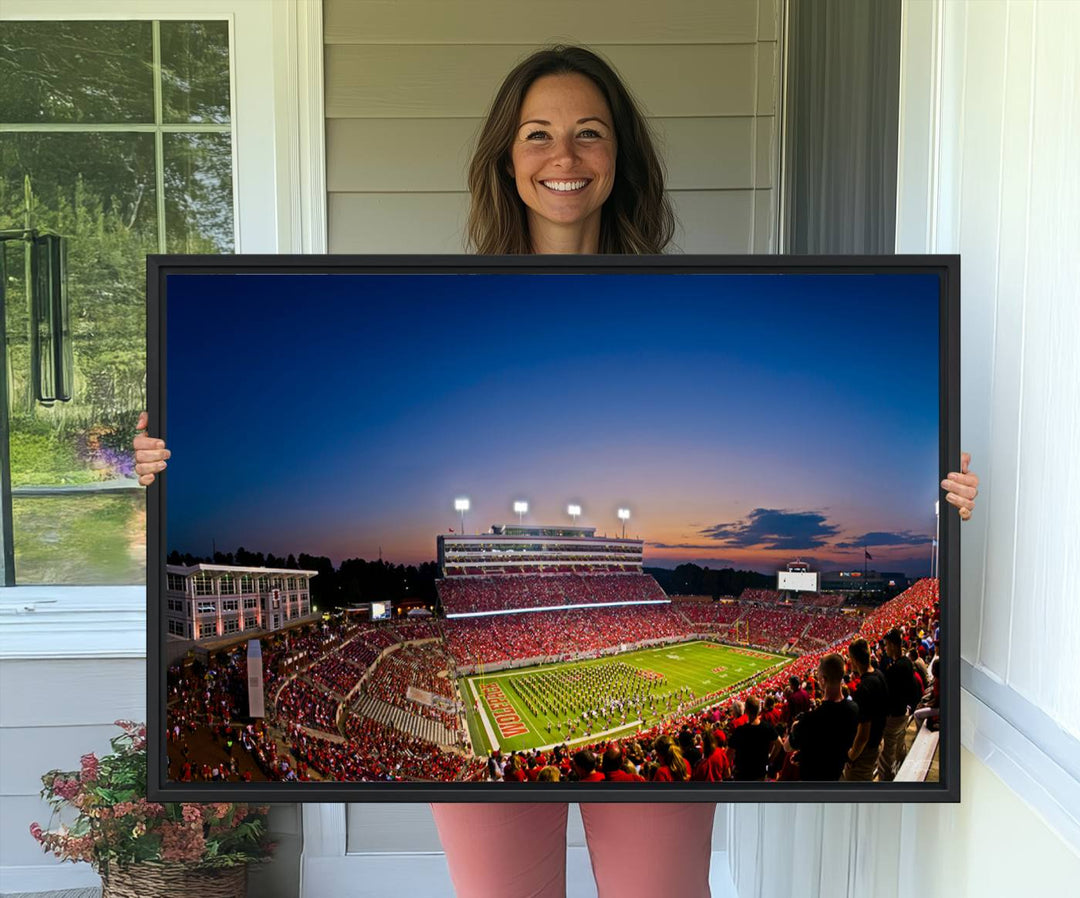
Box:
80 753 99 782
29 822 43 842
160 821 206 863
181 804 202 824
52 778 80 801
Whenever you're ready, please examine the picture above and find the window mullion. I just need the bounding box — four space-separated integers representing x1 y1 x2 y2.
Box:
152 19 167 255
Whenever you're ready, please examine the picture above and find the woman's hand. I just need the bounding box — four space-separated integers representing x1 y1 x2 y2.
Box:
941 452 979 521
133 411 170 486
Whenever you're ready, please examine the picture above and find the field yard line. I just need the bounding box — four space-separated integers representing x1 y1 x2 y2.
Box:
466 677 500 753
535 720 645 752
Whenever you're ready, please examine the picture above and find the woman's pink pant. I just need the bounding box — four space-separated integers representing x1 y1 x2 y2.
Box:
431 802 716 898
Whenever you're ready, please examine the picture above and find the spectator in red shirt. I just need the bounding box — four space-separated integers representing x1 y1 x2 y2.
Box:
785 676 812 722
572 749 605 782
602 745 646 782
692 726 731 782
651 735 690 782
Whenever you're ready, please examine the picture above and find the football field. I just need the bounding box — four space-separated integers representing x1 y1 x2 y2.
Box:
461 640 788 754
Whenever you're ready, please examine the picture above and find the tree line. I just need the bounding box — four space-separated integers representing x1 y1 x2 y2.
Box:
166 547 440 612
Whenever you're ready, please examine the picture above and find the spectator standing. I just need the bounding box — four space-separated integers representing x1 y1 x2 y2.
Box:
788 653 859 781
728 696 782 781
879 628 918 780
843 639 889 781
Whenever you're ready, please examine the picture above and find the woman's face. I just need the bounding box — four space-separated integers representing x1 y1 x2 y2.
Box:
509 72 617 236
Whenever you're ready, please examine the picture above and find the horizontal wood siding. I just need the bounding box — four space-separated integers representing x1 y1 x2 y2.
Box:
324 1 761 45
325 0 781 256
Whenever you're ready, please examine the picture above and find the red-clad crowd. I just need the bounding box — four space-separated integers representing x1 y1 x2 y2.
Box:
166 579 941 786
438 572 668 614
442 604 693 667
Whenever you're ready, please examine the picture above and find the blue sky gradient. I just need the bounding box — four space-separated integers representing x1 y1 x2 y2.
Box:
166 270 940 576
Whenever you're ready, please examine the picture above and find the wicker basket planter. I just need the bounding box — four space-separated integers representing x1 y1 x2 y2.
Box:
101 862 247 898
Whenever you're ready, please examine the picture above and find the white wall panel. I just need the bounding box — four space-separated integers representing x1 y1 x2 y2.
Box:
728 2 1080 894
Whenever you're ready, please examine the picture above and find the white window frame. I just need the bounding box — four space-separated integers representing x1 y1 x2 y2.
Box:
0 0 326 659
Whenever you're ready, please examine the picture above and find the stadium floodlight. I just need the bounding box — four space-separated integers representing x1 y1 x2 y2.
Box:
567 503 581 524
617 507 630 539
454 497 470 534
513 500 528 524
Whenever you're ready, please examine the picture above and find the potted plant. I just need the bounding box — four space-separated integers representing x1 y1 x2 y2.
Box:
30 720 274 897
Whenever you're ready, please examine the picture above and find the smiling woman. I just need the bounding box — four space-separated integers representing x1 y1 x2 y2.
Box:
465 45 674 255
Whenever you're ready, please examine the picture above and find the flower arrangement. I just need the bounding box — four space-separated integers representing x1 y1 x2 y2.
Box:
30 721 274 876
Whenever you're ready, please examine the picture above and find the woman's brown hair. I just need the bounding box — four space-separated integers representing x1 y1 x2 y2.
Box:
652 734 689 781
466 45 675 255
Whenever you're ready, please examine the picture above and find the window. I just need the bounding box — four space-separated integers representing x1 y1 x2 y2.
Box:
222 598 238 612
198 621 216 638
243 597 257 609
167 573 187 592
192 573 214 596
0 19 234 585
243 614 258 629
258 576 271 592
166 598 183 613
240 574 254 593
196 601 216 615
219 573 235 594
167 619 186 636
222 618 239 634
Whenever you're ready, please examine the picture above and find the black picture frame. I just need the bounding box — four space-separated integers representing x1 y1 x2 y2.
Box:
147 253 960 803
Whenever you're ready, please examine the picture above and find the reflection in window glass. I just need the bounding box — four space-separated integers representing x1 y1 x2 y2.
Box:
164 133 235 253
0 22 154 124
12 493 146 585
160 21 231 124
2 20 234 585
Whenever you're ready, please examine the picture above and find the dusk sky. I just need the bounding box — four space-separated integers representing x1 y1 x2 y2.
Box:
166 270 941 577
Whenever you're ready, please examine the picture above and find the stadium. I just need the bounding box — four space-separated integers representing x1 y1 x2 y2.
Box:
164 519 941 786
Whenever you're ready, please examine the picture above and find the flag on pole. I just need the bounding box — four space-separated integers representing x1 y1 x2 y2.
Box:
864 549 873 560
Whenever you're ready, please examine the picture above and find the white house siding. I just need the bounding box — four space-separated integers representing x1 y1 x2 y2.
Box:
325 0 781 254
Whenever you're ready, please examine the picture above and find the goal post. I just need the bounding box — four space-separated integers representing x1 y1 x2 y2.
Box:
730 620 749 645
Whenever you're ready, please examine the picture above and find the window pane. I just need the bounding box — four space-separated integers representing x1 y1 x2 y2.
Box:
164 133 235 252
2 131 157 484
0 22 154 124
160 21 231 124
12 492 146 585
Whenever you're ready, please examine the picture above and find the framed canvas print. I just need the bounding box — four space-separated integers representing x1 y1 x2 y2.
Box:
147 254 960 802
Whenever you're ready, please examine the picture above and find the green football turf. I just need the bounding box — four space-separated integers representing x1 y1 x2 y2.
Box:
460 640 789 754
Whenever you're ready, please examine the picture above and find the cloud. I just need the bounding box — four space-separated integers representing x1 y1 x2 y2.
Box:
834 531 933 549
698 508 840 550
649 542 740 551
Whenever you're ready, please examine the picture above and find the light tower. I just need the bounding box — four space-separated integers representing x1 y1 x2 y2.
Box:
617 507 630 539
932 499 940 579
454 497 470 535
567 503 581 526
513 500 528 525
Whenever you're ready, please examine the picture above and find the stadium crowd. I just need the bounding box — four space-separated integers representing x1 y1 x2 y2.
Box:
165 574 940 786
439 572 667 614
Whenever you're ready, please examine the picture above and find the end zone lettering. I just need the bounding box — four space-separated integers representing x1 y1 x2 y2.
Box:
480 682 529 738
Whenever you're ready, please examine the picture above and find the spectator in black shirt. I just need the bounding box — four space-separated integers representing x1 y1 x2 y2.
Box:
788 652 860 781
729 696 782 781
879 628 918 781
843 638 889 781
